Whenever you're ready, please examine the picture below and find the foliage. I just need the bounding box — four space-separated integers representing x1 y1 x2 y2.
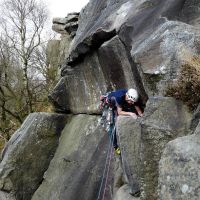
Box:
165 56 200 111
0 0 59 150
139 1 155 10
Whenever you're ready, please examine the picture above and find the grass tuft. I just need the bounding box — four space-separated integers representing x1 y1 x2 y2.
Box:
165 56 200 111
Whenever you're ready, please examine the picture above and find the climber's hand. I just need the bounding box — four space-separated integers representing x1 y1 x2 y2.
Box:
129 112 137 119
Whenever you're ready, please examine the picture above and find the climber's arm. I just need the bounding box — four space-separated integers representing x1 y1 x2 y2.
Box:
117 106 137 119
135 105 143 117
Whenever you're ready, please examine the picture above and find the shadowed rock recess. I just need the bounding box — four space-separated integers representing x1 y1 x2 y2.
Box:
0 0 200 199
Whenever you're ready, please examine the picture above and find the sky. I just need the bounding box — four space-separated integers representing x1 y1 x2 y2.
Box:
47 0 90 19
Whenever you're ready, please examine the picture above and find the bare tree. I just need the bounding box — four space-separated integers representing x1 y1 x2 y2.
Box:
0 36 24 141
32 42 59 92
1 0 48 113
0 0 56 144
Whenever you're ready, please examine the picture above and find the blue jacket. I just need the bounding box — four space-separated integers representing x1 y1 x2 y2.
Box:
108 89 127 108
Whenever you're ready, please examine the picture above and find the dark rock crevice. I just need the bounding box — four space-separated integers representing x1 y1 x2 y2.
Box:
118 37 149 104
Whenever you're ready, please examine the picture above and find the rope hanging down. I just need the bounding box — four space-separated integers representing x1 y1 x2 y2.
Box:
97 125 116 200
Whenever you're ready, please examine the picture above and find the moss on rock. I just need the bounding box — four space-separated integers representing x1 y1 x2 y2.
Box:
139 1 156 10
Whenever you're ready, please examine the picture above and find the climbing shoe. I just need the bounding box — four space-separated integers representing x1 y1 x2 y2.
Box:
114 147 121 155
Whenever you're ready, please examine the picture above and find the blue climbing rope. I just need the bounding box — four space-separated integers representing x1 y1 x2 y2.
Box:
96 124 115 200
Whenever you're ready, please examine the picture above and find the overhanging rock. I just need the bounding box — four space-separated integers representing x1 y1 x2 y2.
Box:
68 0 138 62
68 0 187 63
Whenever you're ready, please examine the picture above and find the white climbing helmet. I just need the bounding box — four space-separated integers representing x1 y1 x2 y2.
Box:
126 88 138 102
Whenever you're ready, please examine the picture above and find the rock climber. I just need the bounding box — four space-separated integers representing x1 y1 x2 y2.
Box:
100 88 144 155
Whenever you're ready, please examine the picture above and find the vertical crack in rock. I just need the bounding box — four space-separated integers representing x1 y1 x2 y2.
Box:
119 37 149 103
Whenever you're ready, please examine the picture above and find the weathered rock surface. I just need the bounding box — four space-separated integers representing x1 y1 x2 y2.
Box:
190 103 200 132
50 36 147 114
58 34 73 65
49 52 107 114
98 36 136 90
68 0 136 62
114 184 140 200
68 0 190 63
140 97 192 200
50 13 78 72
118 0 188 49
50 0 200 114
131 21 200 96
32 114 113 200
52 13 79 37
115 97 192 200
0 113 68 200
0 191 15 200
62 0 200 98
47 35 72 72
158 122 200 200
181 0 200 26
98 36 147 101
46 40 61 71
2 0 197 199
48 77 70 113
116 116 141 195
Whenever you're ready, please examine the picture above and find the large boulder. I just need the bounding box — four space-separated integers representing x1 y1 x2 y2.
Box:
116 116 141 195
114 97 192 200
0 113 68 200
97 36 136 90
131 21 200 96
140 97 192 200
158 123 200 200
32 114 114 200
48 14 76 76
49 52 107 114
